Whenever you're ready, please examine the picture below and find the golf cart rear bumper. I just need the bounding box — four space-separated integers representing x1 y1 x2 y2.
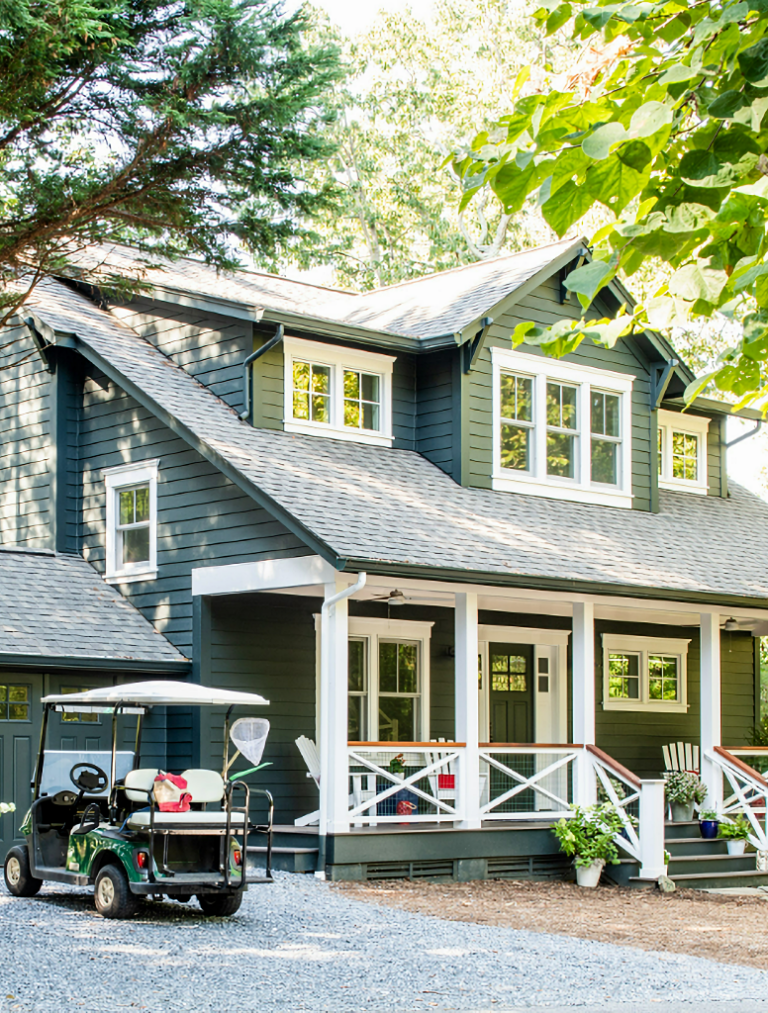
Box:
129 873 250 896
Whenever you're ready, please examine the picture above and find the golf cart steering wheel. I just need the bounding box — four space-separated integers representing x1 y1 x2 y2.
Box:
69 763 109 795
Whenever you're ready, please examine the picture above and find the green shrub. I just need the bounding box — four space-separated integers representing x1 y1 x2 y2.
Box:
552 803 633 869
718 814 751 841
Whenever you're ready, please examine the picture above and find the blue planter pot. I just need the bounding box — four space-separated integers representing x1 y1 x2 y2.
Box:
699 819 719 839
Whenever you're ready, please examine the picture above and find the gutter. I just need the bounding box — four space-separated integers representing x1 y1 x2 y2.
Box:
0 654 191 674
240 324 284 421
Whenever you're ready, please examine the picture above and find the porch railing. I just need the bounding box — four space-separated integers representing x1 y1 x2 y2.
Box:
478 744 579 821
709 746 768 850
586 744 642 862
347 743 464 825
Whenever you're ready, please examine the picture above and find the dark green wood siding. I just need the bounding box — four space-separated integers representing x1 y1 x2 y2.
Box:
0 323 53 547
114 299 253 415
416 350 458 477
79 370 311 658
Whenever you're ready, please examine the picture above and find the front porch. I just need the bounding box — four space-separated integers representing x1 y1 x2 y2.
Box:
193 555 768 884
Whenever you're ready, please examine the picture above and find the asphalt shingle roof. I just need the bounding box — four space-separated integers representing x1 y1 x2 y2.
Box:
0 549 188 664
26 278 768 605
75 238 579 340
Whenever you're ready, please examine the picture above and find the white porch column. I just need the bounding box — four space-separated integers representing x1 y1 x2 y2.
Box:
572 602 597 806
318 580 353 839
637 779 667 879
455 591 481 829
700 611 723 809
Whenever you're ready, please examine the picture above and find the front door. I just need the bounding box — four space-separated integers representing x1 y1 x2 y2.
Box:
0 672 43 859
489 644 534 744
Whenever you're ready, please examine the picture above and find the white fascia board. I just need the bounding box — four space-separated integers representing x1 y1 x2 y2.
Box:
478 624 571 646
191 554 341 597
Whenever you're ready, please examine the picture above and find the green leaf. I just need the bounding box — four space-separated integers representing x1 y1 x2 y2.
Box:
708 90 748 119
739 37 768 85
679 150 735 188
629 100 673 138
549 146 592 194
586 151 651 213
658 64 700 86
582 122 628 160
563 258 616 309
644 296 690 330
714 357 761 396
491 159 545 213
546 3 572 34
669 262 727 304
541 179 595 235
581 314 634 347
663 202 714 233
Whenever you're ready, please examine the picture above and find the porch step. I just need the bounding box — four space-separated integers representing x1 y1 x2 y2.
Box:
634 869 768 890
246 845 318 874
667 853 756 876
663 820 702 840
664 836 729 857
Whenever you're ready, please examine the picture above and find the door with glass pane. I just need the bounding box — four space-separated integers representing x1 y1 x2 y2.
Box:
0 674 42 859
489 644 534 744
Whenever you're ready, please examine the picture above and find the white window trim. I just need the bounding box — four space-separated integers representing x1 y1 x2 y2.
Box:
657 409 710 495
283 336 395 447
314 616 433 741
491 347 634 509
602 633 690 714
103 460 159 584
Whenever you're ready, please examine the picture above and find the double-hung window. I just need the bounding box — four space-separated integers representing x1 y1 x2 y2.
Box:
602 634 690 713
492 348 634 508
657 409 709 494
284 337 394 447
103 460 159 583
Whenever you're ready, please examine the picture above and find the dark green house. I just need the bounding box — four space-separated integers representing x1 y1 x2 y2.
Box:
2 236 768 884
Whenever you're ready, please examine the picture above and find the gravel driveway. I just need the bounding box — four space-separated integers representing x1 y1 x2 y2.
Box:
1 872 767 1012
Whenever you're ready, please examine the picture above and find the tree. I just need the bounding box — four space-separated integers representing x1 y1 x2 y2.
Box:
274 1 576 289
0 0 342 326
453 0 768 408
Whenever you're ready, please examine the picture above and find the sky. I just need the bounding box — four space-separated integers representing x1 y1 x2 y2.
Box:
306 0 767 499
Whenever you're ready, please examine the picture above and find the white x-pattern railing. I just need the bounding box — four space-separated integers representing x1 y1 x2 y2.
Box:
587 744 642 862
709 747 768 850
347 744 462 824
478 745 579 821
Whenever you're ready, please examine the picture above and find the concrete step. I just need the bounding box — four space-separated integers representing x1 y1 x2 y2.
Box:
246 845 317 874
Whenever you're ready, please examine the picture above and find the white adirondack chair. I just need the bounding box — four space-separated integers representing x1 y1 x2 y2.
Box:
294 736 376 827
663 741 700 774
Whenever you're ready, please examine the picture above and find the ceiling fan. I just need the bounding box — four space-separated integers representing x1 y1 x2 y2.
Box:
367 588 452 610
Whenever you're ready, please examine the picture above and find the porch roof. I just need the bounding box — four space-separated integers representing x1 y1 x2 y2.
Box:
0 548 189 669
24 278 768 607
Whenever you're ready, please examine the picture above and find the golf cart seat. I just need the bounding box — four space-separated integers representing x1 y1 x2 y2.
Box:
125 809 247 827
123 766 243 826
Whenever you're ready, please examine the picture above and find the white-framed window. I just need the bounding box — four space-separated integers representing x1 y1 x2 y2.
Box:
601 634 690 714
491 347 634 508
103 460 158 583
657 409 710 494
315 616 433 742
283 336 395 446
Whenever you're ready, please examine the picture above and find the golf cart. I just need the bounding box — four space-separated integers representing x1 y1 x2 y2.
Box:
3 681 274 919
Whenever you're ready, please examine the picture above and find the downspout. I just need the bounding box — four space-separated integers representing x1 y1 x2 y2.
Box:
239 324 284 421
316 571 367 881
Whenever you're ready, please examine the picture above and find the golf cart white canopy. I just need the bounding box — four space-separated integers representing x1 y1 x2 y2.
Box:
42 680 269 713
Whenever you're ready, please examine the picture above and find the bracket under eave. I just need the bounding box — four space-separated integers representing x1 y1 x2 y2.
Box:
651 359 678 409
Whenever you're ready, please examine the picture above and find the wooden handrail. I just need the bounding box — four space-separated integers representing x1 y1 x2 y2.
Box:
725 745 768 752
586 744 642 790
348 741 466 748
480 742 582 749
713 746 768 788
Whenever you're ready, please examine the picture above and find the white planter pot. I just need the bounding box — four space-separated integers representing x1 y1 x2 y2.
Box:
575 859 605 888
727 840 747 856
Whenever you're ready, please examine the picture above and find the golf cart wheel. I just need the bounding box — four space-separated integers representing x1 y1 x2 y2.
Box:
94 864 139 920
4 846 42 897
197 891 243 917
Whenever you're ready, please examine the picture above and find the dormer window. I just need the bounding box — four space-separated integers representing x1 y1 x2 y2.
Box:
283 337 394 447
657 409 709 495
492 348 634 508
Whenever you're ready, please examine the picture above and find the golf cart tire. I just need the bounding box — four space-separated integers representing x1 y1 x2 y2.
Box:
4 846 43 897
94 864 139 920
197 891 243 917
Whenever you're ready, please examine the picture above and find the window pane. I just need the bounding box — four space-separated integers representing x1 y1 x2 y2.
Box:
122 526 150 565
500 373 533 423
293 360 310 391
500 424 530 472
348 695 365 740
8 686 28 702
649 655 679 701
608 653 640 699
658 426 663 475
398 643 418 693
0 686 7 702
293 390 310 420
492 672 509 691
378 697 416 742
379 642 397 692
349 640 365 693
311 393 330 423
547 432 576 478
344 400 361 428
119 489 134 526
591 439 617 485
311 364 330 394
591 392 619 437
344 370 360 399
7 687 28 721
547 382 577 430
361 373 379 402
134 486 150 523
672 430 698 481
8 703 28 721
362 402 379 430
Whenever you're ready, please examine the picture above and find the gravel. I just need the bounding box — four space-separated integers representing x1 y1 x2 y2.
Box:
1 872 767 1012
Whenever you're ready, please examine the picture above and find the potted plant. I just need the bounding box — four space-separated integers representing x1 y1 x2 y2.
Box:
718 813 751 855
552 803 633 888
664 771 707 822
699 808 720 840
